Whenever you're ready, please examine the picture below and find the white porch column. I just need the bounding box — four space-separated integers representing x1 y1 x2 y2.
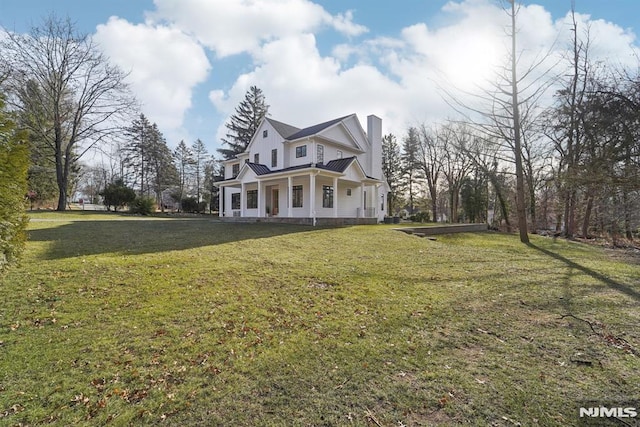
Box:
218 185 224 217
333 177 338 218
374 184 379 219
240 182 245 217
287 176 293 217
310 173 316 223
257 180 262 217
360 183 365 218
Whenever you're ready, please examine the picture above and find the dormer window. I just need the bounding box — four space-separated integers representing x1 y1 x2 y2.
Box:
263 130 268 138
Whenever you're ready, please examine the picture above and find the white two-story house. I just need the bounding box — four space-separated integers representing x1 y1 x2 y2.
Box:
215 113 388 225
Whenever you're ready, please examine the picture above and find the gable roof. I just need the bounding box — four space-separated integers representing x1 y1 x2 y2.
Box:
285 115 352 141
265 118 300 139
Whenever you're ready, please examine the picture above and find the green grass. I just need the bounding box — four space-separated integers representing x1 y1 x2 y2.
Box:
1 212 639 426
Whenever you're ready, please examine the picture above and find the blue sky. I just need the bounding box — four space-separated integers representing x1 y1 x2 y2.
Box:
1 1 639 158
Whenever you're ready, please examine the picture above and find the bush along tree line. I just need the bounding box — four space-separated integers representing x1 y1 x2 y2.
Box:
383 4 640 244
0 92 29 271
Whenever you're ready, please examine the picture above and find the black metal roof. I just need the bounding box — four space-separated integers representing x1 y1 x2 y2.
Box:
246 162 271 175
317 156 356 173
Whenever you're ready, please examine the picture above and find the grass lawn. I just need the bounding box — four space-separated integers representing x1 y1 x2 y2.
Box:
1 212 639 426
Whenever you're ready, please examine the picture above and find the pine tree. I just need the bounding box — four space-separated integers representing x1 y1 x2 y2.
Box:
147 125 178 211
122 114 154 196
382 133 403 215
401 127 423 215
191 139 208 203
218 86 269 160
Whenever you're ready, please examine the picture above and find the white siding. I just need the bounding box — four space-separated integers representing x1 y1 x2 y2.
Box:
337 182 361 217
289 142 312 167
247 121 284 169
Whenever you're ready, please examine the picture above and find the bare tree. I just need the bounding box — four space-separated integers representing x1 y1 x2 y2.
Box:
440 123 473 223
442 0 556 242
417 124 443 222
1 14 135 210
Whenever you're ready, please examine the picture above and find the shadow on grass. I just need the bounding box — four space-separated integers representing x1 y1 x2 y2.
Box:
28 219 314 260
526 242 640 302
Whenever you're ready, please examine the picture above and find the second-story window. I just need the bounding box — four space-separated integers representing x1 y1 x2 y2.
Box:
232 163 239 177
271 149 277 167
296 145 307 158
263 130 268 138
254 153 260 163
317 144 324 163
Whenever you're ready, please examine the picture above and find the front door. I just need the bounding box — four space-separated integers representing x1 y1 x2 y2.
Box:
272 189 279 216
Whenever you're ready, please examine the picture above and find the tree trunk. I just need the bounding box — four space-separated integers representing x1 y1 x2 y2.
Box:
430 195 437 223
623 189 633 240
564 188 576 238
527 164 537 233
55 144 67 211
582 192 593 238
510 0 529 243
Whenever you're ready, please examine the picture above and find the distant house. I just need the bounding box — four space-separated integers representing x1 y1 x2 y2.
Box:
215 114 388 224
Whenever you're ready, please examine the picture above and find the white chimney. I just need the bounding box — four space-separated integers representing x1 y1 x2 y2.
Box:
367 115 382 179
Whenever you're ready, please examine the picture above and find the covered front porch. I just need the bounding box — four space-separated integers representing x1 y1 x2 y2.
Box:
218 170 384 223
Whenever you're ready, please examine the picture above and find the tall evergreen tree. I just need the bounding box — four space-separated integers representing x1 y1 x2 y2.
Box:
147 125 178 211
382 133 403 215
174 140 194 208
122 114 154 196
401 127 423 215
217 86 269 160
191 138 208 203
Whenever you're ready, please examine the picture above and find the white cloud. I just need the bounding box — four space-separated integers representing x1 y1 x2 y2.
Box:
554 11 639 69
148 0 367 57
209 33 407 141
85 0 640 154
208 0 640 144
94 16 210 130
